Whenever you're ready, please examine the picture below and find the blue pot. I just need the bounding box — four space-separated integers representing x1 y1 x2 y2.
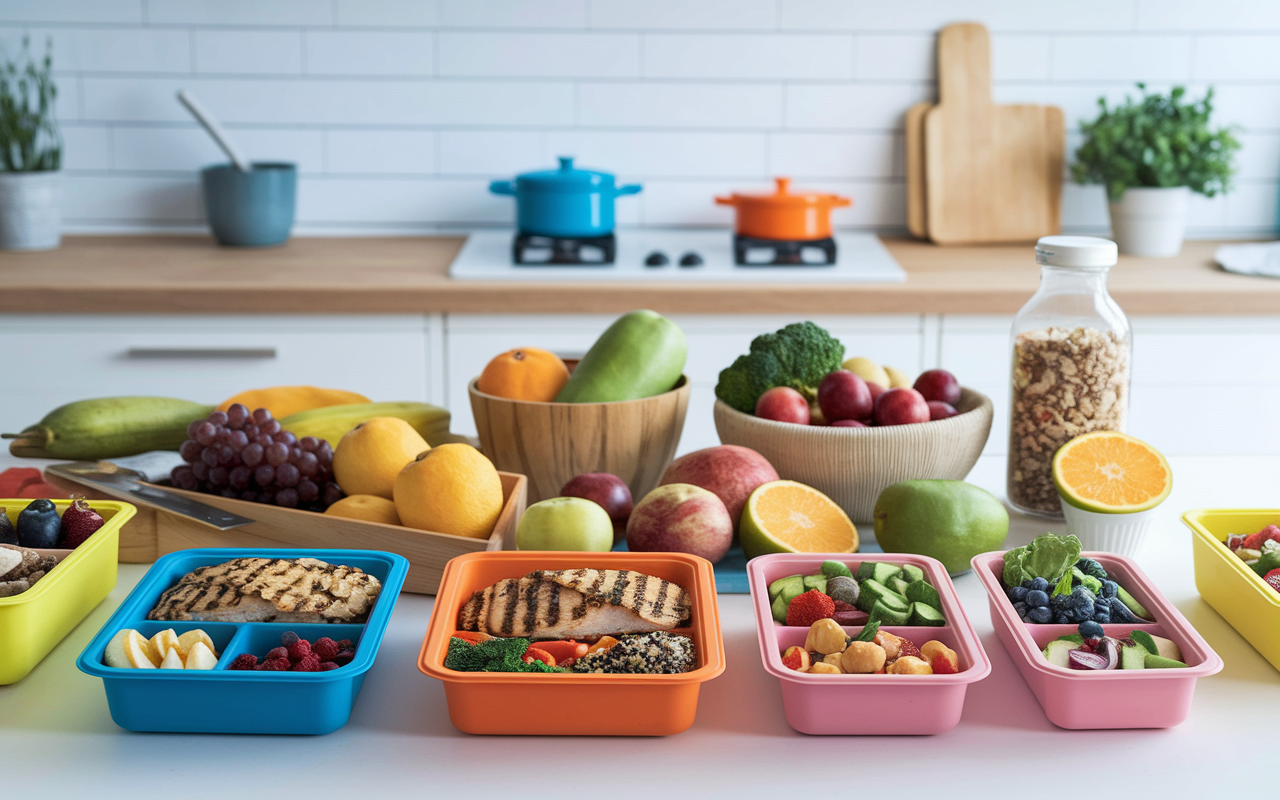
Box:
490 157 641 238
201 162 296 247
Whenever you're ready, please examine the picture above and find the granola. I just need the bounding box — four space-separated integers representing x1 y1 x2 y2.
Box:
1007 326 1130 515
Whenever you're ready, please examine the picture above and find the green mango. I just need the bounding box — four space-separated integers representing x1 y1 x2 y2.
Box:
554 310 687 403
872 480 1010 576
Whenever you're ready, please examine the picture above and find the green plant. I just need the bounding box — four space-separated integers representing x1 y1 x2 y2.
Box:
0 36 61 172
1071 84 1240 201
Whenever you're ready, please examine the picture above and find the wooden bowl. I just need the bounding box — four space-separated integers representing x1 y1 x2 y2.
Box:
713 388 993 523
469 375 691 504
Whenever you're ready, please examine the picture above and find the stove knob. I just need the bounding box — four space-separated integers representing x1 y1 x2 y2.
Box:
644 251 669 267
679 252 703 267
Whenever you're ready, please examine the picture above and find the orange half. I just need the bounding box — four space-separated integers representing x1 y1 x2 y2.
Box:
1053 431 1172 513
740 480 858 559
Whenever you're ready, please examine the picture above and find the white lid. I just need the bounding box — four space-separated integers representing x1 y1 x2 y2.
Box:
1035 235 1118 268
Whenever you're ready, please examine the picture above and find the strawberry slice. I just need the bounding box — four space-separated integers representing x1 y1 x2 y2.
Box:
1265 569 1280 595
1242 525 1280 551
930 653 959 674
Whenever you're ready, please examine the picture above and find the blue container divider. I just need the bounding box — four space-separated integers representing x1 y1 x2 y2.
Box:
77 548 408 735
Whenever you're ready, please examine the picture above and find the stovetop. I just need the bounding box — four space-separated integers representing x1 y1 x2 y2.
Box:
448 230 906 283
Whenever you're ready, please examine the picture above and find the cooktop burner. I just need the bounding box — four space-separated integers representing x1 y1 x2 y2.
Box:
733 234 837 266
513 232 616 265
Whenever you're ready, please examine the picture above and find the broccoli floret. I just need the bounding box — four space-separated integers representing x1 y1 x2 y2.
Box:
444 637 564 673
714 321 845 413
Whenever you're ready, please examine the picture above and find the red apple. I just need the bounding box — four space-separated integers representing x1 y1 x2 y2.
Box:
560 472 633 544
659 445 779 530
874 387 930 426
755 386 809 424
817 369 873 422
928 400 958 421
866 381 887 408
831 419 868 428
913 369 961 406
626 484 733 563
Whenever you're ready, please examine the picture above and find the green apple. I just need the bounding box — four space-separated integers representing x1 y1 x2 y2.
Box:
516 497 614 552
872 480 1009 575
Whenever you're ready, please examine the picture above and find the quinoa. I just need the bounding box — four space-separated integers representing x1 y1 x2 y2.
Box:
570 632 696 675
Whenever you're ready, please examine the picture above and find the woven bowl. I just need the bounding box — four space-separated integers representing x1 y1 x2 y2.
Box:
713 388 993 523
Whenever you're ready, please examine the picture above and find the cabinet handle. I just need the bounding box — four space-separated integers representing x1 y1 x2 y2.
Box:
124 347 278 360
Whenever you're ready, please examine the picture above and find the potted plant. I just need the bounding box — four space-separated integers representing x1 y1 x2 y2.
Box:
1071 84 1240 257
0 37 62 251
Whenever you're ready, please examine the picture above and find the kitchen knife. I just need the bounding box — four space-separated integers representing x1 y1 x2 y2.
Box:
46 454 255 530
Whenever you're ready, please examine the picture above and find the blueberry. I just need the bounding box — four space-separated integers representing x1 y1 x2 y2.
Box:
1028 606 1053 624
1078 620 1105 639
1007 586 1029 603
1030 577 1050 592
1100 580 1119 599
16 499 60 549
1026 589 1050 608
1093 605 1111 623
1013 601 1028 616
1054 612 1071 624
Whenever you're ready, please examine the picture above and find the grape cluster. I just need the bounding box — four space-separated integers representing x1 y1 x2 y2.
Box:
170 404 343 511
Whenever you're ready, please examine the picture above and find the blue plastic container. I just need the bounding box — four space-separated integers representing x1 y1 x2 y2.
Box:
77 548 407 735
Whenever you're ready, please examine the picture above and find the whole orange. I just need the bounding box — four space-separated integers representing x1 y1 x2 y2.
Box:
324 494 401 526
476 348 570 402
394 443 504 539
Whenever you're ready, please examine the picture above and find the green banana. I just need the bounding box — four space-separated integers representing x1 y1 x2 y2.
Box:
279 401 452 448
4 397 215 460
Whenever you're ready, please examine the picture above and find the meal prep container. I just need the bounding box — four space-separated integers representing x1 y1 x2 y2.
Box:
973 550 1222 729
0 499 135 685
419 550 725 736
748 553 991 735
715 177 851 241
77 547 408 734
489 157 642 238
1183 508 1280 672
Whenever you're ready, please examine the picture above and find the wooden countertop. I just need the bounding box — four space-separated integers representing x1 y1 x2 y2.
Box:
0 234 1273 315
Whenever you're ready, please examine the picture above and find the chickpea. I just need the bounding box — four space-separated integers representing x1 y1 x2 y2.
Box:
920 640 958 671
822 653 845 672
805 618 849 655
873 631 903 660
839 641 887 674
807 662 841 674
781 645 811 672
887 655 933 675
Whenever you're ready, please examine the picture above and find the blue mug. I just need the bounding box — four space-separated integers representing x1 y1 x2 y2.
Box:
201 162 296 247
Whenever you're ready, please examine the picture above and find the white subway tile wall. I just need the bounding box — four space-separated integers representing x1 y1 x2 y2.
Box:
2 0 1277 235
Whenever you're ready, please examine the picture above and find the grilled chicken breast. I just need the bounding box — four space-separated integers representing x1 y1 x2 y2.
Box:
457 568 691 639
147 557 381 624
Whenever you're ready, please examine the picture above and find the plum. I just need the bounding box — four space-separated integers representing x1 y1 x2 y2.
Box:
928 401 958 420
817 370 873 422
913 369 961 406
873 387 930 426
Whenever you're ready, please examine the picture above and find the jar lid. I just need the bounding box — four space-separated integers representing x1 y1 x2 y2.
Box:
1035 236 1118 268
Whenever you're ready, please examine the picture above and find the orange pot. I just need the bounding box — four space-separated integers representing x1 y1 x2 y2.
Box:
716 177 852 241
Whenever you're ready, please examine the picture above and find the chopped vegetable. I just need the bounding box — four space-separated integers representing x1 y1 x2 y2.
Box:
530 640 588 665
1002 532 1083 587
586 636 619 654
522 647 555 667
854 619 880 642
444 636 565 673
714 321 845 413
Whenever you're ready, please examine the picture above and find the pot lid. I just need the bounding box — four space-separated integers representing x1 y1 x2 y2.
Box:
515 156 616 192
718 177 851 207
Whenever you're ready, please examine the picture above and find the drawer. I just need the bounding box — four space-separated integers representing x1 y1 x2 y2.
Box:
0 315 431 434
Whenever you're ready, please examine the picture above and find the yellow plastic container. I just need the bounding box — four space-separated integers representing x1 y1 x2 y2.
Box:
0 499 135 684
1183 508 1280 672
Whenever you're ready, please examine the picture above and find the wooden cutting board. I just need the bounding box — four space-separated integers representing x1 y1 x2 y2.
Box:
905 101 932 238
923 23 1063 244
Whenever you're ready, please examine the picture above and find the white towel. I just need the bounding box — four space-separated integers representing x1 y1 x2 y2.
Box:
1215 242 1280 278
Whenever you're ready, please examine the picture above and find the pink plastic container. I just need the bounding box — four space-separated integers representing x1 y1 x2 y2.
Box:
748 553 991 735
973 550 1222 730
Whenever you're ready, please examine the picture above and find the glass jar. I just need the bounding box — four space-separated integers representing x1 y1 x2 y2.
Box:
1007 236 1131 518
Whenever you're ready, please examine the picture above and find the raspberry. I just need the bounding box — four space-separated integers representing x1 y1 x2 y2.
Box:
228 654 258 671
313 637 340 660
930 653 959 675
318 661 340 671
336 639 353 651
281 631 300 647
286 639 312 662
332 649 355 666
292 654 321 672
266 647 289 662
1242 525 1280 551
263 657 292 671
785 589 835 627
1266 569 1280 595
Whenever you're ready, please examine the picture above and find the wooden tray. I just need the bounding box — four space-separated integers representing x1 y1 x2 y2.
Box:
46 472 526 596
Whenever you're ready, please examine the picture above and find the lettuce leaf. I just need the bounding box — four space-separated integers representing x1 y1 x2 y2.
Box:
1002 533 1083 587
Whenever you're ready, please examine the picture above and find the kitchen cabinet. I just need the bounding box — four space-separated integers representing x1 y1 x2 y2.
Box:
0 315 438 434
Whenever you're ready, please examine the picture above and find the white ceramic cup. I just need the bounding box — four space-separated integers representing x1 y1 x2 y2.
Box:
1059 499 1160 558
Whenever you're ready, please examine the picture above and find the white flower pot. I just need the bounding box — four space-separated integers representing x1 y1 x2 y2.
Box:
0 170 62 251
1107 186 1189 257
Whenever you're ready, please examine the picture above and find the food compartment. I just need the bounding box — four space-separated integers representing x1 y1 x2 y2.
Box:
1183 509 1280 672
771 625 976 672
0 499 136 685
973 549 1222 729
77 548 407 734
419 550 726 736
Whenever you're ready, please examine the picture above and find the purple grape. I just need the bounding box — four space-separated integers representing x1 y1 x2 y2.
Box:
201 447 220 467
297 479 319 503
296 451 319 478
195 422 218 446
265 442 289 467
299 436 320 453
187 419 205 439
252 407 273 425
229 465 251 490
208 466 229 487
227 429 249 449
277 431 297 446
274 488 298 508
191 461 210 481
254 465 275 486
316 444 333 467
171 466 197 490
322 482 344 507
257 434 274 447
242 443 264 467
206 410 227 426
179 440 203 463
217 445 236 465
240 490 259 503
241 423 259 439
220 487 239 499
215 427 231 444
276 463 300 487
226 403 250 429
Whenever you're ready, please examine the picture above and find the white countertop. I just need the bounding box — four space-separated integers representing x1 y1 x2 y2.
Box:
2 453 1277 798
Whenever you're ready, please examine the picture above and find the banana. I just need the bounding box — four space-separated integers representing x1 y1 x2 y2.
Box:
280 402 452 448
4 397 215 460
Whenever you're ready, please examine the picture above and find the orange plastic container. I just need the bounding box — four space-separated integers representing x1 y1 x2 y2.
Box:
419 551 725 736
